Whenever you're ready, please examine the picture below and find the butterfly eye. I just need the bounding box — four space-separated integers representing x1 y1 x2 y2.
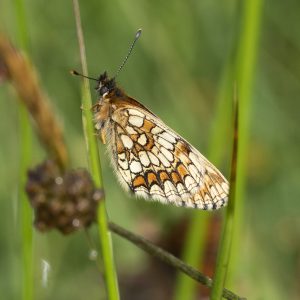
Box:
99 86 109 96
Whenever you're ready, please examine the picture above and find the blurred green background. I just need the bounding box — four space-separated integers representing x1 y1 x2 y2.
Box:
1 0 300 299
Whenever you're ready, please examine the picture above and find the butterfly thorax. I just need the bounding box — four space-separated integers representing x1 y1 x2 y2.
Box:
93 72 128 144
93 72 154 143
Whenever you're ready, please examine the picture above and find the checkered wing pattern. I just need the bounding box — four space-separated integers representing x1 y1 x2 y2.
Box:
105 105 229 210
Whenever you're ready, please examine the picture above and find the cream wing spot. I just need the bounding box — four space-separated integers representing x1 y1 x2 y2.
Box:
210 186 218 199
189 151 205 173
152 193 168 204
135 187 149 199
120 135 133 149
169 194 181 204
194 194 204 207
159 131 177 144
214 201 222 209
127 108 145 117
119 152 126 160
157 137 174 150
151 126 164 135
176 183 190 198
188 164 201 183
220 192 228 200
160 147 174 162
203 192 211 203
126 125 138 134
150 184 165 198
206 165 218 174
177 183 185 195
205 203 213 210
118 156 129 170
185 197 196 208
137 133 147 146
157 152 171 167
148 152 160 166
152 146 171 168
129 160 143 173
215 183 224 195
138 151 151 167
184 175 198 193
222 182 229 193
129 115 144 127
119 169 132 185
163 180 178 198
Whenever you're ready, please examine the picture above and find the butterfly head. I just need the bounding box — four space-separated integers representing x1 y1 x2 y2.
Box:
95 72 117 97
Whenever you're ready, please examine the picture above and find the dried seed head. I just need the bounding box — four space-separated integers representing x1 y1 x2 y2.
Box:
26 160 104 234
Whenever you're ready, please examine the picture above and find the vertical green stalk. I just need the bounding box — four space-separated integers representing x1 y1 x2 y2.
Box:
13 0 34 299
19 106 33 300
72 1 120 299
227 0 264 284
210 0 263 298
210 87 238 300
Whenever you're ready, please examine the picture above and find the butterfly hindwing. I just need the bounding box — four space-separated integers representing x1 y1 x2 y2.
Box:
106 103 229 210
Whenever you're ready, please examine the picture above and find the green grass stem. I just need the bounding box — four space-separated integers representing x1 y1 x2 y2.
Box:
13 0 34 299
13 0 29 53
210 1 263 298
72 1 120 299
227 0 264 285
210 86 239 300
19 106 33 300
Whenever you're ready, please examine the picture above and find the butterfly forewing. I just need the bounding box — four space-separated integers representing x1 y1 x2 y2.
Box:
95 90 229 210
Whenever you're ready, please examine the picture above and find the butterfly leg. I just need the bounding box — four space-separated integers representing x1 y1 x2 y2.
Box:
100 129 106 144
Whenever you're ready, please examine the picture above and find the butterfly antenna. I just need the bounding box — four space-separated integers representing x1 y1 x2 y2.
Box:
70 70 98 81
114 29 142 79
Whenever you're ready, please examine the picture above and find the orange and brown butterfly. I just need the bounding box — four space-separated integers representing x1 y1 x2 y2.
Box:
73 29 229 210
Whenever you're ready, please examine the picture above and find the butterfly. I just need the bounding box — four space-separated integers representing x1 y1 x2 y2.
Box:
73 30 229 210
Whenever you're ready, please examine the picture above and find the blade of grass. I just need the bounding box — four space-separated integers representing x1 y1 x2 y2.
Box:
13 0 34 299
227 0 264 285
72 1 120 299
210 1 263 297
19 106 33 300
210 85 238 300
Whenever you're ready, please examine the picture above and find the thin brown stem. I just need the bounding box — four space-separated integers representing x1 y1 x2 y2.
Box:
109 222 245 300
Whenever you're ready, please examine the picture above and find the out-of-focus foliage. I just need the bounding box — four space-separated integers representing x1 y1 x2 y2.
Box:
0 1 299 299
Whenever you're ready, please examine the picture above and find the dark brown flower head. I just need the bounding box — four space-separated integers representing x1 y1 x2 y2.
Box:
26 160 104 234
